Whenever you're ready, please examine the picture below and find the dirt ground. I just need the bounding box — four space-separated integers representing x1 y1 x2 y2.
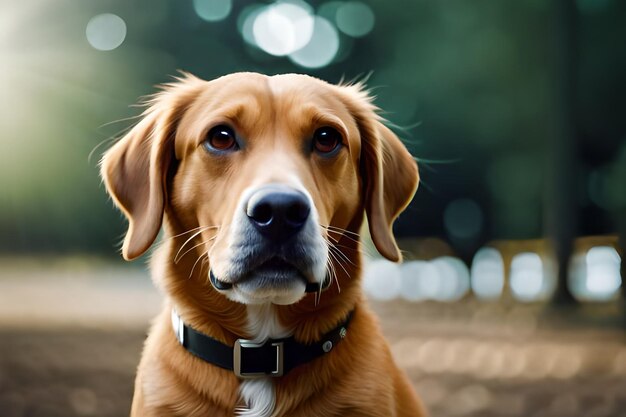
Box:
1 262 625 416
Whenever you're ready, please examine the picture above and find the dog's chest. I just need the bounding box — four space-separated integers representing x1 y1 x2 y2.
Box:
237 304 291 417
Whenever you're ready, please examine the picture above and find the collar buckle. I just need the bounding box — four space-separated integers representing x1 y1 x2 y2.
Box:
233 339 284 378
171 309 184 345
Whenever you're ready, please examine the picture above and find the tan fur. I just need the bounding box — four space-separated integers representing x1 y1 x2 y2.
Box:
101 72 426 416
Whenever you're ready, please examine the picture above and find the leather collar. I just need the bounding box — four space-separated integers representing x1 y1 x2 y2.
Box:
171 309 353 378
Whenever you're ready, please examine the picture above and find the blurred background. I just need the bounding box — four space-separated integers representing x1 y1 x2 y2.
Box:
0 0 624 416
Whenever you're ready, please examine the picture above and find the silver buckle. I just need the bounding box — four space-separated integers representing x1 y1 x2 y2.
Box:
233 339 284 378
171 309 184 345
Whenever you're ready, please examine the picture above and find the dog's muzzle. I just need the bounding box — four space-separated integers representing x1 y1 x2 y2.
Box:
209 183 330 297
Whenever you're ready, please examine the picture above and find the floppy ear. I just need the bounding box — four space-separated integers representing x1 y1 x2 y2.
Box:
339 85 419 262
100 75 203 260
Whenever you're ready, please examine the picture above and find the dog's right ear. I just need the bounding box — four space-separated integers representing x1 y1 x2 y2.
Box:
100 74 203 260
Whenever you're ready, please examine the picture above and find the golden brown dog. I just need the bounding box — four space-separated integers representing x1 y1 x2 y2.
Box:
101 72 425 417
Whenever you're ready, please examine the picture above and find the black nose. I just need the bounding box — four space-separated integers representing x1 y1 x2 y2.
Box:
246 185 311 242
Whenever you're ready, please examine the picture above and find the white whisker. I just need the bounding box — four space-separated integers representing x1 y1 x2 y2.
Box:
189 251 209 280
324 225 362 238
174 226 215 263
322 226 363 247
327 245 350 282
168 224 219 241
323 238 344 294
175 236 217 264
326 249 341 293
328 242 357 267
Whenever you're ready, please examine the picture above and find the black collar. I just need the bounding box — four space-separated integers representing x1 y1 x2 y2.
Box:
171 309 353 378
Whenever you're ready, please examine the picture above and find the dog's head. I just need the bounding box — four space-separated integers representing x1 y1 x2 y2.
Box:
101 73 418 305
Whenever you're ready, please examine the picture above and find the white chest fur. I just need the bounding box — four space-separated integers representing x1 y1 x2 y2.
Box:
236 304 291 417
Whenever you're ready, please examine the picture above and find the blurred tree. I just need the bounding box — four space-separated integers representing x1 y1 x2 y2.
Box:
0 0 624 276
547 0 579 305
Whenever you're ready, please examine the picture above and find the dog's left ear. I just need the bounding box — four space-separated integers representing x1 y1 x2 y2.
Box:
338 84 419 262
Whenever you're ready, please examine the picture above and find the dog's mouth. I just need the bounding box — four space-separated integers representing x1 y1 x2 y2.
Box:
210 257 308 291
253 257 303 276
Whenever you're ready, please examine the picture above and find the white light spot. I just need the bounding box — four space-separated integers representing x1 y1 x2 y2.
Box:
289 16 339 68
416 262 442 300
86 13 127 51
193 0 232 22
471 247 505 300
399 261 431 301
335 1 375 38
510 252 548 302
253 1 314 56
363 259 401 301
585 246 621 299
443 198 484 240
568 252 587 300
431 257 470 301
238 4 264 45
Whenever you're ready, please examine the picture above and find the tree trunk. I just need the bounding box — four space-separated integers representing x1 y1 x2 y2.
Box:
546 0 578 306
617 214 626 329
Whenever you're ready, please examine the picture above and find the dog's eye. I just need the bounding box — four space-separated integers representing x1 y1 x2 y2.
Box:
204 125 238 152
313 127 342 155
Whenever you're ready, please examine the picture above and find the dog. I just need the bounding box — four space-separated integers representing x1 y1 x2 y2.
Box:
101 72 425 417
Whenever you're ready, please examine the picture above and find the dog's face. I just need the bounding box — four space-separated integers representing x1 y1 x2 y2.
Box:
101 73 418 305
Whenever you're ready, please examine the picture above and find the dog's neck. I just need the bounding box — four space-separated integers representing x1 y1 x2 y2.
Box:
235 303 288 417
244 303 292 342
151 219 364 416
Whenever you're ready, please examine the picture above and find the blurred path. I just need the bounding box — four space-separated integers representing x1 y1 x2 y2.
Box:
0 260 625 417
0 259 160 329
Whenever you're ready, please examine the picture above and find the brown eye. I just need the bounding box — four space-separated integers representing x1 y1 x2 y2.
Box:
205 125 238 153
313 127 342 155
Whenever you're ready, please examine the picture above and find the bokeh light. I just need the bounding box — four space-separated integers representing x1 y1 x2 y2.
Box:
431 257 470 301
470 247 505 300
317 1 343 23
335 1 375 38
237 3 265 46
236 0 371 67
193 0 232 22
373 256 470 301
509 252 551 302
585 246 621 295
416 262 445 301
399 261 429 301
582 246 621 301
363 259 401 301
443 198 484 240
253 1 314 56
450 384 492 414
399 260 440 301
289 16 340 68
570 246 622 301
238 4 265 46
85 13 127 51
